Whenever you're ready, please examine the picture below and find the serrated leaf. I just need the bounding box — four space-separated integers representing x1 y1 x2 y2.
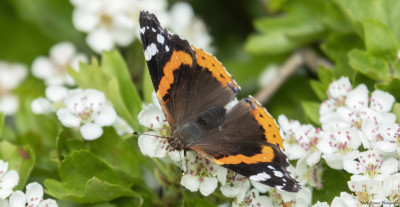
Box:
348 49 391 81
361 19 398 60
45 177 139 203
86 127 141 181
0 140 35 190
301 101 321 125
338 0 400 39
45 150 140 203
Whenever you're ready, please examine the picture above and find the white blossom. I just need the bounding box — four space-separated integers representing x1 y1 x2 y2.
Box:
9 182 58 207
32 42 87 86
71 0 168 53
220 171 250 203
56 88 117 140
31 85 68 114
347 179 385 205
0 61 27 116
0 160 19 199
278 115 322 166
232 189 272 207
343 149 398 181
168 2 212 51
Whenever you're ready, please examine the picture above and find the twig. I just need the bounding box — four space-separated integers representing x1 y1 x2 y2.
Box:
254 49 332 104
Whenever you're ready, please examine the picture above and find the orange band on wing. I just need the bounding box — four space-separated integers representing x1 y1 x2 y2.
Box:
193 46 239 90
157 51 193 101
248 98 284 149
215 146 274 165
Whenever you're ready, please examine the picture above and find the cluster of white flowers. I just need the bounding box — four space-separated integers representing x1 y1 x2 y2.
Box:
70 0 212 53
279 77 400 206
0 61 27 116
0 160 57 207
31 86 126 140
30 41 132 140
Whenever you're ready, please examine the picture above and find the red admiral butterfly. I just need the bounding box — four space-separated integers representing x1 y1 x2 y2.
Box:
139 11 300 192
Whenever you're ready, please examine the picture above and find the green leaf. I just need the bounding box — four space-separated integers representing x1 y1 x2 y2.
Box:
313 165 351 204
69 57 141 131
309 80 326 100
348 49 391 81
361 19 398 60
392 103 400 122
45 150 140 203
142 65 154 104
338 0 400 39
245 5 325 55
0 140 35 190
301 101 321 126
183 198 217 207
10 0 81 42
101 51 142 124
86 127 141 181
375 78 400 101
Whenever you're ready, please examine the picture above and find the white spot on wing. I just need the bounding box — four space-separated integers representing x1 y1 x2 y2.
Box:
144 43 158 61
165 45 169 52
250 172 271 182
140 27 146 34
268 166 275 170
157 34 165 44
152 28 156 32
274 170 283 177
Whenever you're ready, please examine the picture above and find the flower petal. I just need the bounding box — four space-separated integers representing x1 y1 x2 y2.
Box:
345 84 369 110
180 174 199 192
50 42 76 65
199 177 217 196
31 57 54 80
380 158 398 175
39 199 58 207
1 170 19 190
84 89 106 111
370 90 395 112
56 108 81 127
94 105 117 126
8 190 26 206
45 85 68 102
0 94 19 116
86 28 115 53
26 182 44 207
138 134 167 158
328 77 351 99
138 104 166 129
31 97 53 114
80 123 103 140
343 160 361 175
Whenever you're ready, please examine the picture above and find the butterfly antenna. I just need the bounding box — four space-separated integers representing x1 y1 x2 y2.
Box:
131 131 170 139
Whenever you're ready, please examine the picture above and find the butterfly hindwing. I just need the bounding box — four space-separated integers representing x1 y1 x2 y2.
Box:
190 96 300 192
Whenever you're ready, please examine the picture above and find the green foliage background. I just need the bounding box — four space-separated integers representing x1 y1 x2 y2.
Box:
1 0 400 206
